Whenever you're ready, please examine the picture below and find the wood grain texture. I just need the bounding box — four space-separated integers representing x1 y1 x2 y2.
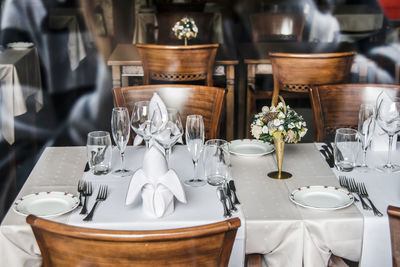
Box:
388 205 400 267
27 215 240 267
113 84 225 140
309 84 400 142
136 44 219 86
249 13 305 42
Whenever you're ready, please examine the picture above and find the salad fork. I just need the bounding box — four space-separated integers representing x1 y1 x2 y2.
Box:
77 181 86 207
348 178 371 210
80 182 93 215
358 183 383 217
339 176 358 202
83 185 108 221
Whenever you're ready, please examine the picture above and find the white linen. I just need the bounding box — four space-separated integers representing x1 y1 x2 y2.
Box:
126 146 186 217
316 142 400 267
0 47 43 144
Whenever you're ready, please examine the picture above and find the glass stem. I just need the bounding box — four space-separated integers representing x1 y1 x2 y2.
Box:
120 151 125 171
362 149 367 167
145 140 150 150
193 160 198 180
165 148 171 167
387 135 394 167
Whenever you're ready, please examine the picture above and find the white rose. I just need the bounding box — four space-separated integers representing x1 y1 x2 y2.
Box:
278 125 284 131
261 106 269 113
288 122 295 129
280 119 284 125
251 125 263 139
278 112 285 119
262 126 269 133
267 121 276 131
273 119 281 126
256 119 262 126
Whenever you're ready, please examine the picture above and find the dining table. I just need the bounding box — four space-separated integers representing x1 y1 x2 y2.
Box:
107 44 238 141
0 47 43 145
3 140 399 266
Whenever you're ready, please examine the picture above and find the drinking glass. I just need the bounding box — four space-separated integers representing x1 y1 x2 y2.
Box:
357 104 375 171
376 97 400 172
111 107 133 177
334 128 358 172
153 108 183 165
87 131 112 175
184 115 205 187
203 139 230 186
131 101 155 149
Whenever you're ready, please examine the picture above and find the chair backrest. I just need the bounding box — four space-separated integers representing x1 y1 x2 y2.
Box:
270 51 356 105
137 43 219 86
309 83 400 142
113 84 225 140
157 12 214 45
249 12 305 42
388 205 400 267
27 215 241 267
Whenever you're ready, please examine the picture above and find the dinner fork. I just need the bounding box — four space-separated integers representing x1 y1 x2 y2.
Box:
83 185 108 221
339 176 359 202
80 182 93 214
358 182 383 217
77 180 86 207
348 178 371 210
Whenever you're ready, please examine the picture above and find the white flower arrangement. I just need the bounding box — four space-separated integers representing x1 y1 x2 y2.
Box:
251 101 308 143
172 17 198 41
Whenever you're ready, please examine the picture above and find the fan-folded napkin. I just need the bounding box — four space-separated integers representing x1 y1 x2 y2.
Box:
125 146 186 217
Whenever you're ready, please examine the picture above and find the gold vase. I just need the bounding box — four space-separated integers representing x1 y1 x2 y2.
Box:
184 37 188 46
267 134 292 179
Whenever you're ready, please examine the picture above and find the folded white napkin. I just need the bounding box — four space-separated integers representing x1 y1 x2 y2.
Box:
125 146 186 218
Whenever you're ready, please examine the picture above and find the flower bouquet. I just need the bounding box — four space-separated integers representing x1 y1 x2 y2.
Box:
172 17 198 46
251 95 308 179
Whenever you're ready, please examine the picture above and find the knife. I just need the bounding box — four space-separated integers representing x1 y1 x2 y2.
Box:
228 180 240 205
319 149 334 168
224 184 237 212
217 187 231 218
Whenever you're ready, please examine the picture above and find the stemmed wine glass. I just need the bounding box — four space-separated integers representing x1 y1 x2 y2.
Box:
184 115 205 187
131 101 155 149
376 96 400 172
111 107 133 177
357 104 375 171
153 108 183 165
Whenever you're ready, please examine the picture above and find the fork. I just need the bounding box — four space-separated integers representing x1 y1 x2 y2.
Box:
77 180 86 207
339 176 359 202
83 185 108 221
80 182 93 214
348 178 371 210
358 182 383 217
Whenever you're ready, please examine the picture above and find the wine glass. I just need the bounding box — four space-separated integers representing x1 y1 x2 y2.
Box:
153 108 183 165
131 101 155 149
357 104 375 171
111 107 133 177
376 97 400 172
184 115 205 187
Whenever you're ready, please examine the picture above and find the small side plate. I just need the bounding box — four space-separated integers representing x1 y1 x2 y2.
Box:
13 191 79 217
229 139 274 157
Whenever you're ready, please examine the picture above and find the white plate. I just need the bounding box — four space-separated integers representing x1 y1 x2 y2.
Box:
289 186 354 210
229 139 274 157
7 42 34 50
13 192 79 217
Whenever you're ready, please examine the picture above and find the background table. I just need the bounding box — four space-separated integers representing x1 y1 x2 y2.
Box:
107 44 238 141
0 47 43 145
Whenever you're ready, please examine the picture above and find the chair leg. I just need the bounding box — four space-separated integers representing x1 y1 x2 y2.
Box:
247 254 262 267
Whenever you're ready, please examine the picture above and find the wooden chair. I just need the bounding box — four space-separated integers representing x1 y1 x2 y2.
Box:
26 215 240 267
156 12 214 45
309 84 400 142
113 84 225 140
249 12 305 42
136 43 219 86
388 205 400 267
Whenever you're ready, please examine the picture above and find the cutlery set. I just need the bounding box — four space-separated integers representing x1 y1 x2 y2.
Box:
339 176 382 216
319 143 335 168
77 180 108 221
217 180 240 218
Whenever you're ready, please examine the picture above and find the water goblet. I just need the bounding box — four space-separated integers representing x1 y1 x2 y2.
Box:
203 139 230 186
111 107 133 177
153 108 183 165
376 97 400 172
86 131 112 175
334 128 358 172
184 115 205 187
357 104 375 171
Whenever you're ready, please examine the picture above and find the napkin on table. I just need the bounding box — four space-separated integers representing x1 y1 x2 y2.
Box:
125 146 187 218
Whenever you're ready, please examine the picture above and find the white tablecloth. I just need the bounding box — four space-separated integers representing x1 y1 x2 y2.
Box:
0 47 43 145
0 146 244 267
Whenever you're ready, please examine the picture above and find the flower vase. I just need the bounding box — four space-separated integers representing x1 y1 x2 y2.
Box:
184 37 187 46
267 134 292 179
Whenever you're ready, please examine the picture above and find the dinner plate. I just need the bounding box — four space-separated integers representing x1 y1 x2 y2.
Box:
13 191 79 217
229 139 274 157
289 186 354 210
7 42 34 50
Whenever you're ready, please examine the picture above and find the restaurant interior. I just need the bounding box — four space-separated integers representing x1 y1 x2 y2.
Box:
0 0 399 266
